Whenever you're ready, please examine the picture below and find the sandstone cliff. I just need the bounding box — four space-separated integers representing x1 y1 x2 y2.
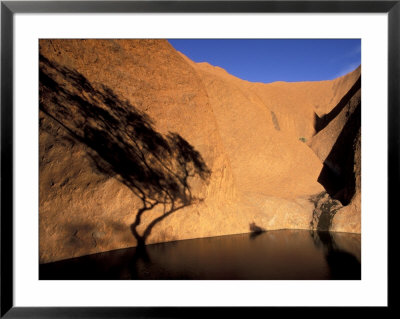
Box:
39 39 361 263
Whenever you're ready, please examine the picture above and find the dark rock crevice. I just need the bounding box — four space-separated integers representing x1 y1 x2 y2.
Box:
317 101 360 205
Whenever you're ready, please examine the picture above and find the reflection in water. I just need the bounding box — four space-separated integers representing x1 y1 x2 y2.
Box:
40 230 360 280
311 230 361 279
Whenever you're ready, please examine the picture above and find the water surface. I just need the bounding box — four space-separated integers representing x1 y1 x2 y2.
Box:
40 230 361 280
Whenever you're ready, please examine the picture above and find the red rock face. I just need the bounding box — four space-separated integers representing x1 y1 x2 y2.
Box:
39 39 361 263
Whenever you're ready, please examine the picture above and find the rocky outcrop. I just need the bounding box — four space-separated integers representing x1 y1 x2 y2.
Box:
309 67 361 233
39 40 361 263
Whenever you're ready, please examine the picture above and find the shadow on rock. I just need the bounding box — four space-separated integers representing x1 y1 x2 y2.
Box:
39 54 211 250
316 77 361 206
249 222 266 239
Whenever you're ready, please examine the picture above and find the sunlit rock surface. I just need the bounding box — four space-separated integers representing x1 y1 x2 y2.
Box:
39 40 361 263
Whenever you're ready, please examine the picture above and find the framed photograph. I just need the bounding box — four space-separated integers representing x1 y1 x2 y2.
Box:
1 0 396 317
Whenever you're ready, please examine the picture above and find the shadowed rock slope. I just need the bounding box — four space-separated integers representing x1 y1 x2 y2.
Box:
39 40 360 263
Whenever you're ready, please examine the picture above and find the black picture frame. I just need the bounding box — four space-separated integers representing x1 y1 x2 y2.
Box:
1 0 396 317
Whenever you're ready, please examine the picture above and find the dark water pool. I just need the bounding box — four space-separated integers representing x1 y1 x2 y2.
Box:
39 230 361 280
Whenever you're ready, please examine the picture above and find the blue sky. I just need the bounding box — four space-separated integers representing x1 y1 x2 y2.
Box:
168 39 361 83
